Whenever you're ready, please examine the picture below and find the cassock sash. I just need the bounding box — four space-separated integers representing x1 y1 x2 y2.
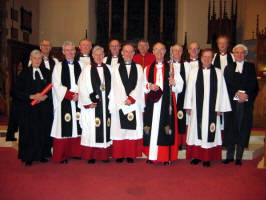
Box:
196 65 217 142
213 53 233 69
61 60 82 137
118 62 138 130
143 62 175 146
90 63 111 143
176 62 186 134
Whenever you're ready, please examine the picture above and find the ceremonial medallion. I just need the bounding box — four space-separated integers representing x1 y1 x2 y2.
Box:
76 112 80 120
210 122 216 133
144 126 151 135
177 110 184 119
64 113 71 122
127 112 134 121
107 118 111 127
100 83 105 91
95 117 101 127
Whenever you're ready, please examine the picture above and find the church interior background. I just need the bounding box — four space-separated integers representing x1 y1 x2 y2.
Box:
0 0 265 196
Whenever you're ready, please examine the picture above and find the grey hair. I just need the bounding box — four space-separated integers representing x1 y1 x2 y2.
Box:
30 49 42 57
170 44 183 59
62 41 75 50
92 45 104 54
232 44 248 55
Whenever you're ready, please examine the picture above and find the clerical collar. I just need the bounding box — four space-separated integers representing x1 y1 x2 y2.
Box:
173 60 180 64
33 67 43 80
125 61 132 65
67 60 74 65
43 56 49 61
81 54 89 57
202 66 211 70
236 61 244 65
96 64 103 67
190 58 198 62
156 62 163 65
112 56 118 58
220 52 227 56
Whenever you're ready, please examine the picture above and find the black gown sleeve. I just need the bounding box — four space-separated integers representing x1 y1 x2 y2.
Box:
246 63 259 104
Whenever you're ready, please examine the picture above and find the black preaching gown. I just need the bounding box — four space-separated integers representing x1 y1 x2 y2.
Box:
14 66 53 162
223 62 259 147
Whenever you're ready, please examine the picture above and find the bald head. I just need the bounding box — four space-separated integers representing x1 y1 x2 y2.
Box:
153 42 166 62
188 42 200 59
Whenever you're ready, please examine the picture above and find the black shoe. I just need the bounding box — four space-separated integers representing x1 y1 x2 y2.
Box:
102 160 110 163
25 161 32 166
60 159 68 164
116 158 124 163
203 161 211 167
146 160 153 164
235 159 242 166
222 159 234 164
6 137 17 142
72 157 82 160
40 158 49 163
190 159 201 165
88 159 96 164
126 158 134 163
164 161 171 166
179 145 186 150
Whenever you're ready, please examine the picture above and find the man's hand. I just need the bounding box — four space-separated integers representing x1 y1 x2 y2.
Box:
217 112 222 116
186 109 191 115
168 77 175 86
236 92 248 103
72 93 79 102
89 103 97 108
124 99 132 106
149 83 160 91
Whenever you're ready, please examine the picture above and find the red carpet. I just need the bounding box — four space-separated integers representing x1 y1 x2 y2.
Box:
0 147 265 200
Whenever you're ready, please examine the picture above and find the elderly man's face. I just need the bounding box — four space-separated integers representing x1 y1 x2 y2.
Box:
201 51 213 68
153 43 166 62
172 46 183 61
122 45 135 62
233 47 246 62
188 43 200 58
138 42 149 55
40 40 51 56
109 40 121 56
93 49 104 64
31 54 43 68
79 40 92 55
63 45 76 61
217 37 229 53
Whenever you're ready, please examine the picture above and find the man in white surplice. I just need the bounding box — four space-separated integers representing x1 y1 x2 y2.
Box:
76 39 92 69
184 48 231 167
109 43 145 163
51 41 82 164
78 46 112 164
143 42 183 165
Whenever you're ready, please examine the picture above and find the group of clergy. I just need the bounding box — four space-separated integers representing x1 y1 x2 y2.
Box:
10 35 258 167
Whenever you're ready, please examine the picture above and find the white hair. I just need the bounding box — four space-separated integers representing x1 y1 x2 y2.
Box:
233 44 248 55
92 45 104 54
30 49 42 57
62 41 75 50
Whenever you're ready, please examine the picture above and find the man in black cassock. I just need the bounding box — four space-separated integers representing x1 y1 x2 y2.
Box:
223 44 259 166
14 49 53 166
103 39 123 67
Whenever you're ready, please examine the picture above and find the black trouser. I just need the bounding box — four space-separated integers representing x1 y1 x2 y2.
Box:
226 102 245 160
226 144 244 160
